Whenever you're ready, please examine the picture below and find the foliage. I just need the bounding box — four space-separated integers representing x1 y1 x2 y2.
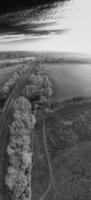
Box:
5 167 18 191
5 68 53 200
13 96 32 113
22 151 33 169
5 96 34 200
28 74 43 87
23 73 53 103
0 66 28 101
23 84 42 101
10 112 35 137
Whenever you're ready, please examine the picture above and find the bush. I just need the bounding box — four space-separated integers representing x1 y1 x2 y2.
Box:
23 73 53 102
12 171 28 199
10 111 35 136
5 167 18 191
5 96 34 200
42 75 52 88
8 135 30 152
42 86 53 98
28 74 43 87
7 145 15 156
22 151 33 169
9 150 22 169
23 84 42 101
13 96 32 113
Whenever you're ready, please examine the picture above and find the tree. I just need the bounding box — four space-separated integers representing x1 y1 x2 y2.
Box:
5 95 34 200
13 96 32 113
22 151 33 169
28 74 43 87
5 167 18 191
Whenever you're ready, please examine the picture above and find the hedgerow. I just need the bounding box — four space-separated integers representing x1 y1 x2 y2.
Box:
5 67 53 200
5 97 35 200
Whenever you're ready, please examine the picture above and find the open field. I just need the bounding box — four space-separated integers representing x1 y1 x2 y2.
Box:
32 98 91 200
0 51 91 200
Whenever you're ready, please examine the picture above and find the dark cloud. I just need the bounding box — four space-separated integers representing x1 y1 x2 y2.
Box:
0 0 69 14
0 0 69 40
0 21 68 36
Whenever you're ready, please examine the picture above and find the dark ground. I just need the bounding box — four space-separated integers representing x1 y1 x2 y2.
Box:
32 98 91 200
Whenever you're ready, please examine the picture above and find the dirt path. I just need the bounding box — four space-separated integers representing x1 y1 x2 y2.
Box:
0 63 35 197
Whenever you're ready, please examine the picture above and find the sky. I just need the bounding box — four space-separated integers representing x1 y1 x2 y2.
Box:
0 0 66 14
0 0 91 56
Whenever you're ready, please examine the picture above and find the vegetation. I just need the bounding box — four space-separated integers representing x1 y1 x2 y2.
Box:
23 70 53 103
2 59 91 200
13 96 32 114
53 142 91 200
5 96 35 200
0 66 28 102
32 100 91 200
5 65 53 200
45 117 78 156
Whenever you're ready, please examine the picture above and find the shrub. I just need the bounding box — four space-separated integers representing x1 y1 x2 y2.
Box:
23 84 42 101
28 74 43 87
42 75 52 88
22 151 33 169
42 86 53 98
8 135 30 152
9 150 22 169
6 96 34 200
6 145 15 156
10 111 35 136
23 73 53 102
12 171 28 199
5 167 18 191
13 96 32 113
